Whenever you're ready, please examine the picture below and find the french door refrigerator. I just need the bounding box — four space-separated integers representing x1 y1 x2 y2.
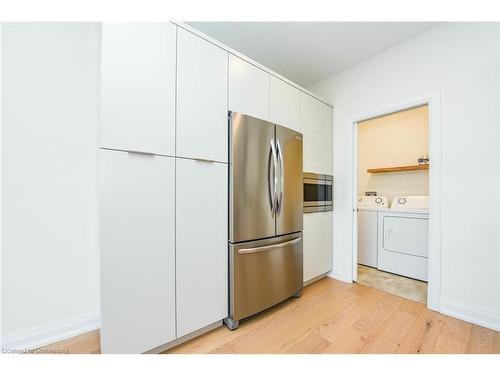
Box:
225 112 303 330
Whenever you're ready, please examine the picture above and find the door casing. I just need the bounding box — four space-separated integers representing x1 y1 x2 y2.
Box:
349 93 442 311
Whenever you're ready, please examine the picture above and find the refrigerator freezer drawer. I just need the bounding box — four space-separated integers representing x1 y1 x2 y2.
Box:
228 233 303 321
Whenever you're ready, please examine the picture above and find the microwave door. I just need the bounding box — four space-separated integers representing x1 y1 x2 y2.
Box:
303 173 333 212
275 124 303 236
229 112 277 243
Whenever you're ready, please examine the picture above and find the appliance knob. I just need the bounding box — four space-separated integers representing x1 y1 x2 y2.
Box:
375 198 382 204
398 197 406 205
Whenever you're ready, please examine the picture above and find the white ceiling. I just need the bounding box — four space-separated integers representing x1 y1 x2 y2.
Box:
187 22 441 87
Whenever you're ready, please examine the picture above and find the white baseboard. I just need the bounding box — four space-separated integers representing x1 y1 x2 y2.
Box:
440 297 500 332
1 311 100 353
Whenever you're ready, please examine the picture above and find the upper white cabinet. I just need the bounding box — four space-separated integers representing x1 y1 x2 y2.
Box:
101 23 176 156
229 54 270 121
177 28 228 162
270 76 301 132
303 211 333 283
175 158 228 337
99 149 176 353
300 93 333 174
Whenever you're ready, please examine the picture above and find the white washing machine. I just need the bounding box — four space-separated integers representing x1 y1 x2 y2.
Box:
357 196 388 268
377 196 429 281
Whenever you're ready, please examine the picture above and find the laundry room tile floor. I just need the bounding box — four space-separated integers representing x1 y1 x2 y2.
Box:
357 265 427 304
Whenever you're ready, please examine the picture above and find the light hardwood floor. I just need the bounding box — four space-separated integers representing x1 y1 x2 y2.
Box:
37 278 500 354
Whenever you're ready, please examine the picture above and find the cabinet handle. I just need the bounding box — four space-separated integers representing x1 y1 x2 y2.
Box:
125 149 156 156
193 158 216 163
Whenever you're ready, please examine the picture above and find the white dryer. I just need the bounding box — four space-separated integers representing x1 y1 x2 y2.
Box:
357 196 388 268
377 196 429 281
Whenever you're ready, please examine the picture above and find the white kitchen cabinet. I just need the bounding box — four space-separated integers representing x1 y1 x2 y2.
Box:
101 23 176 156
177 28 228 162
229 54 270 121
175 159 228 337
99 149 176 353
300 93 333 175
303 211 333 283
270 76 301 132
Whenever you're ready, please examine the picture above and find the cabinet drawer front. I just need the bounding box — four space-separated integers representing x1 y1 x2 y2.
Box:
99 149 176 353
177 28 228 162
101 23 176 156
176 159 228 337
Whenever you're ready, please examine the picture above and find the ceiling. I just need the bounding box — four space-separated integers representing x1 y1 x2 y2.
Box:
187 22 441 87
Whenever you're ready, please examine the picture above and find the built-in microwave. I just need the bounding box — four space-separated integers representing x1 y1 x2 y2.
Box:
303 172 333 213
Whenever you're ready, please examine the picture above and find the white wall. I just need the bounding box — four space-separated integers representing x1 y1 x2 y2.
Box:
1 23 101 347
357 105 429 202
310 23 500 330
0 25 3 347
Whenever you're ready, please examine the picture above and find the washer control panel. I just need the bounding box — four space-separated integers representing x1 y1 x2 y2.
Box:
358 196 388 208
391 196 429 209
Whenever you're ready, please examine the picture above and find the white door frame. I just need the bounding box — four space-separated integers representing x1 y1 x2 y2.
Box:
349 92 442 311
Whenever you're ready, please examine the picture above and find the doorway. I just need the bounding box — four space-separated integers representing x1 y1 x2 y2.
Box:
350 95 442 310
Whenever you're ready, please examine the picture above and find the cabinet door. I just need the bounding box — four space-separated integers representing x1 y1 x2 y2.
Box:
99 149 176 353
176 159 228 337
229 54 270 121
101 23 176 156
300 93 333 174
317 211 333 275
177 28 228 162
303 211 333 282
270 76 301 132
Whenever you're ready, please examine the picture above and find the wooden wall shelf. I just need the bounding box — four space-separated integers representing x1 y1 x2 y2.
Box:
367 164 429 173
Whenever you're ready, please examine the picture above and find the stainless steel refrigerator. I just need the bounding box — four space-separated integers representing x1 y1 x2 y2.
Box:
225 112 303 330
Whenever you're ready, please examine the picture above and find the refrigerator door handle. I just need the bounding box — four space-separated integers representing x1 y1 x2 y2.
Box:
269 139 279 217
276 139 284 217
238 236 302 254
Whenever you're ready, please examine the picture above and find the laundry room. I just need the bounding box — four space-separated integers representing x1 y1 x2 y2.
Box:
356 104 430 304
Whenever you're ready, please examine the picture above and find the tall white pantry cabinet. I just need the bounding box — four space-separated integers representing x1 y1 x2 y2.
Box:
300 92 334 283
99 22 334 353
99 23 228 353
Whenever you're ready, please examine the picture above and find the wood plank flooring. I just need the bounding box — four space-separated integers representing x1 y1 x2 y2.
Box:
36 330 101 354
37 278 500 354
